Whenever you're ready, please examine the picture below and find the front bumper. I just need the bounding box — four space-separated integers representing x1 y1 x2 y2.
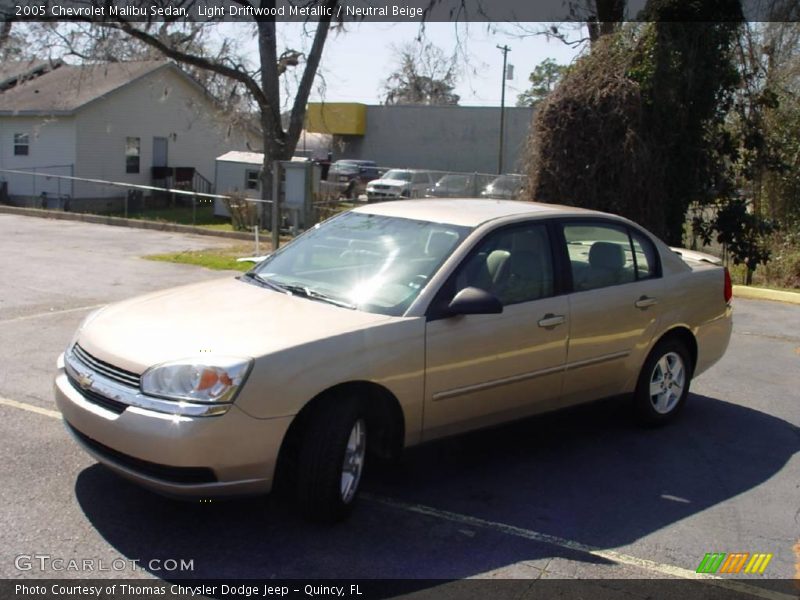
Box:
55 366 292 498
367 188 405 201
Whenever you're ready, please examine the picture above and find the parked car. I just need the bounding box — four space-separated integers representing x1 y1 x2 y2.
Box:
366 169 434 202
56 199 732 523
426 173 479 198
327 160 381 199
481 173 527 199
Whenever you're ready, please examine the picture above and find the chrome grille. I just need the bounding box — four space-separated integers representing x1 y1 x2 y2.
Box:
72 344 141 388
66 372 128 415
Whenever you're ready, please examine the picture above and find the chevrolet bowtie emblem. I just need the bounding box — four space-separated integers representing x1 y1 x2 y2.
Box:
78 373 94 390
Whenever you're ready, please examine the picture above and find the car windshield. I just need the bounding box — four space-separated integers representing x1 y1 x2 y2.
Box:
251 212 471 316
382 170 413 182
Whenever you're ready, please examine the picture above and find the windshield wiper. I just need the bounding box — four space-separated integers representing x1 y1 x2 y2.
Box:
241 274 355 309
279 283 356 310
239 272 286 293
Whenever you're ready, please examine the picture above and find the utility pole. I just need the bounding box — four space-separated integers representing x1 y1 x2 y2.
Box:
497 44 511 175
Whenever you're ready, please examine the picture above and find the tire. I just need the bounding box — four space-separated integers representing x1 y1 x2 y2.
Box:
633 337 693 426
295 396 367 523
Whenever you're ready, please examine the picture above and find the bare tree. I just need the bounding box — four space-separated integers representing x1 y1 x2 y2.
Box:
0 21 30 61
383 41 460 105
0 21 11 52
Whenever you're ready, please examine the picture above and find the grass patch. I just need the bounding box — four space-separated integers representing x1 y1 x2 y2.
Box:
109 205 237 232
145 244 260 272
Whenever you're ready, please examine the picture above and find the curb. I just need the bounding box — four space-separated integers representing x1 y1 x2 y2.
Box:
733 285 800 305
0 205 255 242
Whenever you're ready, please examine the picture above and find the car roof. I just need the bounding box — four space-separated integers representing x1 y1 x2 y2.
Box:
352 198 599 228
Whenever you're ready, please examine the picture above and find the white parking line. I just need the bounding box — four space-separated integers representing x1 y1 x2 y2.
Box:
364 495 796 600
0 303 104 325
0 396 60 419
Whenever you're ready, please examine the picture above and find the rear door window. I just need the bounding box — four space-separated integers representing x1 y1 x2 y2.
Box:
563 223 637 292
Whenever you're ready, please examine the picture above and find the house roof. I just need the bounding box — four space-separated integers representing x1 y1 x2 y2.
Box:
217 151 266 165
0 59 63 91
216 151 310 164
0 60 171 115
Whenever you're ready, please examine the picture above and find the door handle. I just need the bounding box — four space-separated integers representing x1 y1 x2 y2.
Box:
635 296 658 309
538 314 565 328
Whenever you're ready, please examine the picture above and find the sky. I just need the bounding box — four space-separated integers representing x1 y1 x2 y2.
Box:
224 22 585 107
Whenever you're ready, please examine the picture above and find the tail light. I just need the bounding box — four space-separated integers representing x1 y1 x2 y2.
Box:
724 267 733 303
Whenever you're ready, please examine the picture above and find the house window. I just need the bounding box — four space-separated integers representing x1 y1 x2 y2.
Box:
125 137 140 174
14 133 29 156
245 169 260 191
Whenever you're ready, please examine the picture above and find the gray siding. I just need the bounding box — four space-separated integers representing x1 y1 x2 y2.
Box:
214 159 262 216
73 66 256 200
335 105 533 174
0 116 76 200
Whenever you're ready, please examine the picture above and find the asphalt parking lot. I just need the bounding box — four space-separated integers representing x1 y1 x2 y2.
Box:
1 214 798 594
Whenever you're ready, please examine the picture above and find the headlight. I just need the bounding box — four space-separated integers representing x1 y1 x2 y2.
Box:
141 357 253 404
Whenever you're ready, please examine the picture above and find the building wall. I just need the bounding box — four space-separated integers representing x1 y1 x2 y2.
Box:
0 115 76 203
213 159 262 217
73 65 256 203
335 105 534 174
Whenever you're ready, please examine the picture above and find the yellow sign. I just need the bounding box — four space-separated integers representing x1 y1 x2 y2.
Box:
305 103 367 135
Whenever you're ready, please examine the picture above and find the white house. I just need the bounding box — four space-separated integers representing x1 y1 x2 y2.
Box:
0 59 259 210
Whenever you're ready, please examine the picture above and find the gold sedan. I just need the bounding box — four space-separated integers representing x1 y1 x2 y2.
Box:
55 199 732 522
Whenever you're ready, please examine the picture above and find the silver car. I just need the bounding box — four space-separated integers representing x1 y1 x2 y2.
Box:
366 169 434 201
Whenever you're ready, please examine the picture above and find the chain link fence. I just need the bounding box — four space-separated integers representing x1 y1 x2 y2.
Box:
322 162 528 203
1 163 530 253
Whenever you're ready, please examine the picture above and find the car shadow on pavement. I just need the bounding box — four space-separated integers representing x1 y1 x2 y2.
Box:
74 393 800 580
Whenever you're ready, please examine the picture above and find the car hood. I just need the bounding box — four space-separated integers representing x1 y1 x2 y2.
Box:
77 277 395 374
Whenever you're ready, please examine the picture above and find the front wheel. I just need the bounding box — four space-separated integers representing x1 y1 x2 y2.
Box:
295 397 367 522
633 338 693 425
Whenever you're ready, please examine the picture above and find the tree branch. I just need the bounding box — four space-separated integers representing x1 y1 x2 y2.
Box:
105 20 268 108
0 21 11 52
286 3 337 154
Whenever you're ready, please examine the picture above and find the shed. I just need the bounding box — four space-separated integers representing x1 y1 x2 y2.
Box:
214 151 317 220
214 151 264 216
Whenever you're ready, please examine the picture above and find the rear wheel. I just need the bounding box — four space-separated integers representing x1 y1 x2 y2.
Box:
634 338 693 425
295 396 367 522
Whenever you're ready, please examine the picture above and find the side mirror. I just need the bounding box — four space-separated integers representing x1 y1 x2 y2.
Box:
447 287 503 317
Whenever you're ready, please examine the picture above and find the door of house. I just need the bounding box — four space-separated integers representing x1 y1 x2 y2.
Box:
153 137 168 167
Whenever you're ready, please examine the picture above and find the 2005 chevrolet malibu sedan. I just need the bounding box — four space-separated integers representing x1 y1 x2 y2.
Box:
55 199 732 521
